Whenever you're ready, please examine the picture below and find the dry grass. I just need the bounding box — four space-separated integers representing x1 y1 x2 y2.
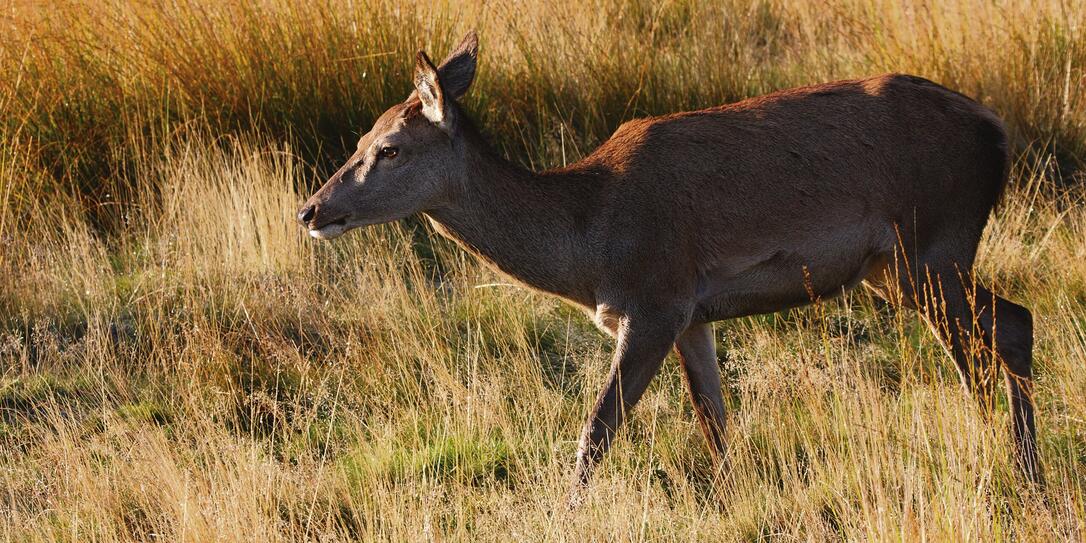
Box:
1 0 1085 541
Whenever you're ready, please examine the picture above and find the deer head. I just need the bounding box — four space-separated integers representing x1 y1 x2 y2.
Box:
297 32 479 239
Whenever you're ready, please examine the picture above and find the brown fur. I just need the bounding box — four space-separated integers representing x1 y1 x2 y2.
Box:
299 33 1041 491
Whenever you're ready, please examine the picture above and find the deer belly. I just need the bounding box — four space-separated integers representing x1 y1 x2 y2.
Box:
693 247 884 322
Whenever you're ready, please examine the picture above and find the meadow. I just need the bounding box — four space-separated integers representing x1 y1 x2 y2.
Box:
1 0 1085 540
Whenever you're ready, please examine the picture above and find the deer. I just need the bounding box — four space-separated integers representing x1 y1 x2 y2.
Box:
297 31 1041 489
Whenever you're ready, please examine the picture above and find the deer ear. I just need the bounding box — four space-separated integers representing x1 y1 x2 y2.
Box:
414 51 446 128
437 31 478 100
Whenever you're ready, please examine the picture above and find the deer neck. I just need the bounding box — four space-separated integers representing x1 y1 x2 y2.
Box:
424 144 602 308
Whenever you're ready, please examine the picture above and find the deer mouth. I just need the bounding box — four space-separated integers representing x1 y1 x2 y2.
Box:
308 216 350 240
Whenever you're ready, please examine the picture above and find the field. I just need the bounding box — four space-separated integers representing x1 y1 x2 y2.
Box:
2 0 1085 540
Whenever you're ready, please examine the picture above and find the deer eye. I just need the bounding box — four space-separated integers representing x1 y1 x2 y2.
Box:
378 146 399 160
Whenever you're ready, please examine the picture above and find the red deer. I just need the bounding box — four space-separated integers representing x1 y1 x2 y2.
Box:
297 32 1041 488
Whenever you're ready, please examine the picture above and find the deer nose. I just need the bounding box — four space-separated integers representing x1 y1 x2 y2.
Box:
297 205 316 225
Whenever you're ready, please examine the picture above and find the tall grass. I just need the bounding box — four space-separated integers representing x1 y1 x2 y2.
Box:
1 0 1085 541
4 0 1084 190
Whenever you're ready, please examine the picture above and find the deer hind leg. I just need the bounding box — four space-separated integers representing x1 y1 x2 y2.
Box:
674 323 728 465
975 286 1041 483
866 257 1041 483
919 267 1001 410
864 255 996 402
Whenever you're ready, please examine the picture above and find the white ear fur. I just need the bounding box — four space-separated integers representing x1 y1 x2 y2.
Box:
414 51 447 130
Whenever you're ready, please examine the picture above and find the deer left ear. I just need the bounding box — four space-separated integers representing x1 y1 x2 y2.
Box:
414 51 446 129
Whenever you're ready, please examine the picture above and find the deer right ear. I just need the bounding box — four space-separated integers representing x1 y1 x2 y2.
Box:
414 51 447 129
436 31 478 100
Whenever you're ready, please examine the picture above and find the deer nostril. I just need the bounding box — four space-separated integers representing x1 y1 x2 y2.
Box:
297 205 316 224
